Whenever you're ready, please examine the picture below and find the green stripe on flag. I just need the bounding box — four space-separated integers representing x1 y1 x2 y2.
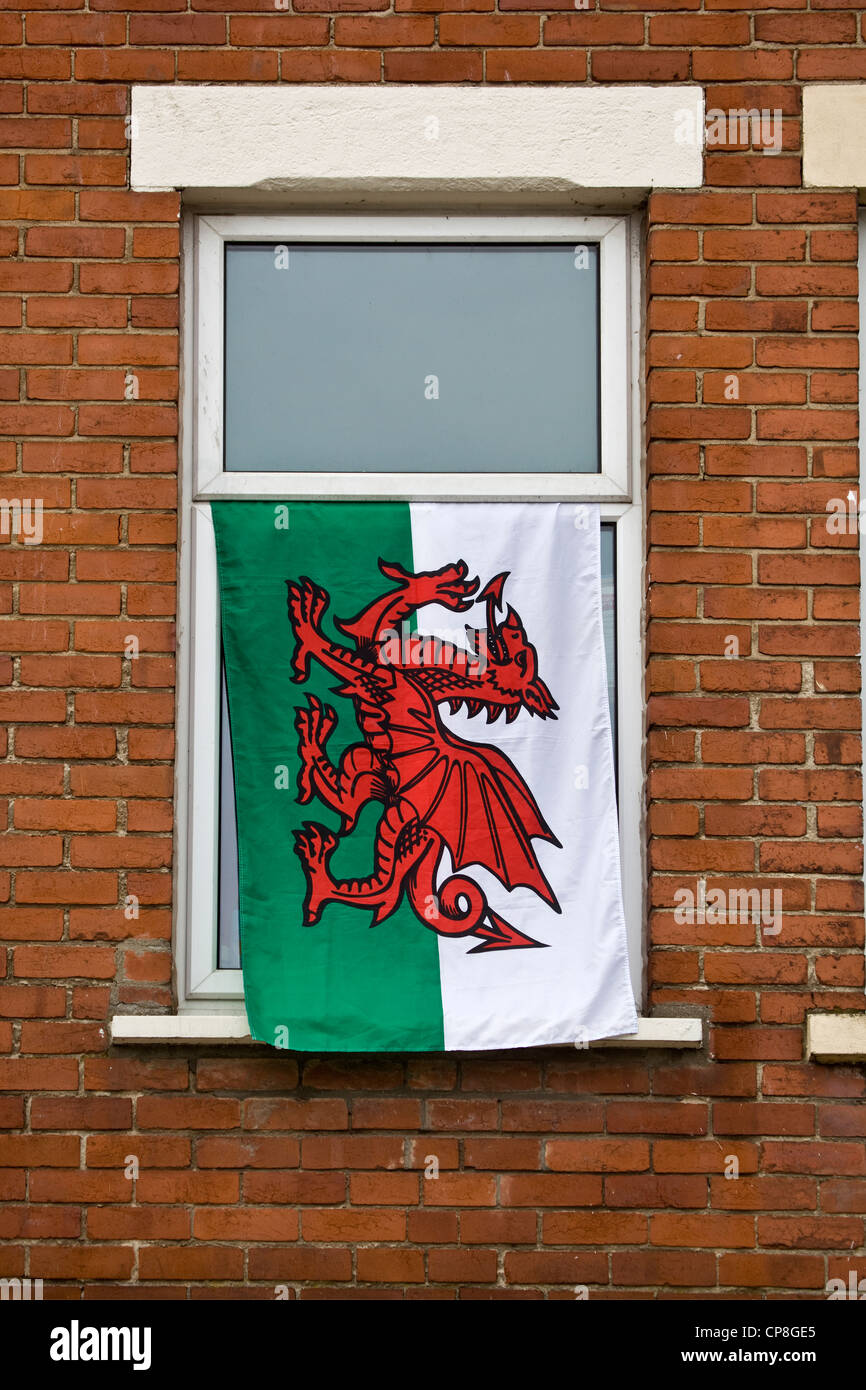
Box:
211 501 446 1052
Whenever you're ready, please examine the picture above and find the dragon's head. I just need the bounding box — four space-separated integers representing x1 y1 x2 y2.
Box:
383 561 558 724
458 573 558 723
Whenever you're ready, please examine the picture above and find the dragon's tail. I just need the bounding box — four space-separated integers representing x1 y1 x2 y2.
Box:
467 908 548 953
407 842 546 950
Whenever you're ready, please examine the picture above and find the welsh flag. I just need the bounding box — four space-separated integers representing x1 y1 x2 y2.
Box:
212 501 637 1052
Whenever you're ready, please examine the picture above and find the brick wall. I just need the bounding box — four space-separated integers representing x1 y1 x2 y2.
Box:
2 4 865 1298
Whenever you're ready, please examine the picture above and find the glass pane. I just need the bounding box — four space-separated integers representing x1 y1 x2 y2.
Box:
224 243 600 474
217 522 617 967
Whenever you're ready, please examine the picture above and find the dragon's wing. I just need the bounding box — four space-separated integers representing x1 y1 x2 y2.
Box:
388 706 561 910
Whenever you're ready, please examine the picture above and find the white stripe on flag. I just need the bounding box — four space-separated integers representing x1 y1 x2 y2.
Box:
409 502 638 1050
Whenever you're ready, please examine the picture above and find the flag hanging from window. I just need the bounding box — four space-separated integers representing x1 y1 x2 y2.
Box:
211 501 637 1052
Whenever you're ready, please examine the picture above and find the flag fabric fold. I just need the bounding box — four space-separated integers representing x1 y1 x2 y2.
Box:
211 500 637 1052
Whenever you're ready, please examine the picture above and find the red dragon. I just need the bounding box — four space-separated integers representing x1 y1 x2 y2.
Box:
286 558 561 952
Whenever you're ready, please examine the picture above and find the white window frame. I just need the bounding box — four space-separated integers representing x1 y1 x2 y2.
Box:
175 211 646 1010
194 214 631 502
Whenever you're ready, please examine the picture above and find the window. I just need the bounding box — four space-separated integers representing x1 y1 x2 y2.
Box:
178 213 644 1008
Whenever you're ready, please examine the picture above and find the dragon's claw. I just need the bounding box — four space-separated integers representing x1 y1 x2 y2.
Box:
295 695 337 803
293 822 338 925
293 821 337 864
287 577 330 683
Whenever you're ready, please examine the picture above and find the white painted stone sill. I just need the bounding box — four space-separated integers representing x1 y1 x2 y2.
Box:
807 1013 866 1064
109 1014 703 1049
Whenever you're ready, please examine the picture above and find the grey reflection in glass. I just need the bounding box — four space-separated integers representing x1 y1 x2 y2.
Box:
600 522 617 757
224 243 601 474
218 664 241 970
216 523 617 966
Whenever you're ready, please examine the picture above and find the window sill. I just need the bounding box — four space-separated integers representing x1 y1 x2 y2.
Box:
807 1012 866 1064
109 1014 703 1050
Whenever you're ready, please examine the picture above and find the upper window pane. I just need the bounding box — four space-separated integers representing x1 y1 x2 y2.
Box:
223 243 601 475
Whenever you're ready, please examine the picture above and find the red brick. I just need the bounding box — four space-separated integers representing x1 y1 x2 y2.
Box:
546 1140 650 1172
383 52 482 80
358 1248 425 1283
718 1252 825 1289
612 1250 716 1287
650 1213 753 1247
249 1247 352 1282
139 1246 243 1281
129 14 225 43
193 1207 299 1242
